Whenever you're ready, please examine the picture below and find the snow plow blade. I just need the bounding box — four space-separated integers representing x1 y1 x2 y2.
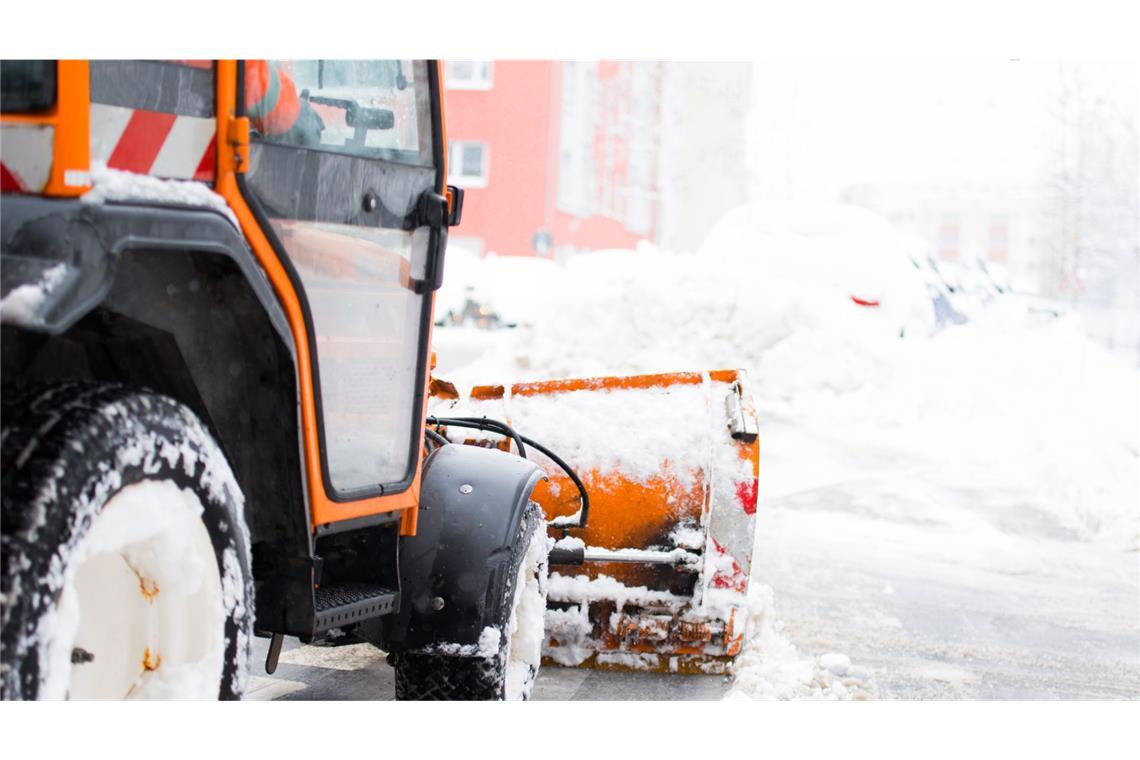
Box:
428 369 760 675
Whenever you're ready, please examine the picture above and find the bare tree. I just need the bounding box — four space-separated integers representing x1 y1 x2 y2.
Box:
1037 62 1139 310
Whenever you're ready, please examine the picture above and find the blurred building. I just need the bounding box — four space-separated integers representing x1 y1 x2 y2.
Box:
443 61 751 259
842 180 1044 288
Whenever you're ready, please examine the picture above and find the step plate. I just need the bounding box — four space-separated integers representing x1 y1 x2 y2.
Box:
314 583 398 632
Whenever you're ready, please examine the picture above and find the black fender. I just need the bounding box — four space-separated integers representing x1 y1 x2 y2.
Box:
0 195 290 341
389 443 545 651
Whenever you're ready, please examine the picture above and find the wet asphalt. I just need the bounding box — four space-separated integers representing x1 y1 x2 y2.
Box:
245 636 732 701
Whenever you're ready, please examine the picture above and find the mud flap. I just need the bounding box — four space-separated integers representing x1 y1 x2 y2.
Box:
389 444 544 652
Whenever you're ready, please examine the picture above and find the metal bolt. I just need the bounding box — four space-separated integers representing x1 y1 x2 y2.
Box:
430 596 445 611
71 647 95 665
362 192 378 212
459 484 473 494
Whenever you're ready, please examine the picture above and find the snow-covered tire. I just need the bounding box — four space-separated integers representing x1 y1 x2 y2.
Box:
393 502 549 700
1 382 254 700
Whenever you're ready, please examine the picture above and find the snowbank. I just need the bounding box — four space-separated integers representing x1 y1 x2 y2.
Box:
436 248 564 327
441 206 934 387
438 205 1138 552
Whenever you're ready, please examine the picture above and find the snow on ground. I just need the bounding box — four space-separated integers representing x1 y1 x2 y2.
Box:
433 202 1140 699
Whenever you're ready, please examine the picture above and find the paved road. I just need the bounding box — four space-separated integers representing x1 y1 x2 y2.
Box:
750 412 1140 700
246 637 732 701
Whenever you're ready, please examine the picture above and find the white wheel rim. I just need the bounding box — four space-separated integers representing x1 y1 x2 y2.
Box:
40 481 227 699
503 523 549 700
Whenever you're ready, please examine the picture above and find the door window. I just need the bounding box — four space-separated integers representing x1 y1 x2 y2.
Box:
244 60 438 498
247 60 431 166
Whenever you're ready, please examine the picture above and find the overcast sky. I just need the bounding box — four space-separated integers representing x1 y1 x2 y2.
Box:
745 59 1126 200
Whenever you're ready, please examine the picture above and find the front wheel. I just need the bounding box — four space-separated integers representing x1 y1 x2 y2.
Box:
393 502 549 700
1 383 254 700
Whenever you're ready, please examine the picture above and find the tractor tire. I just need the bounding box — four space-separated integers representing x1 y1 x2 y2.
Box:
393 502 549 700
1 382 254 700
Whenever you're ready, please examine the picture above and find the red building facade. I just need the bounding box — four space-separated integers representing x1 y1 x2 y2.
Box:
443 61 661 259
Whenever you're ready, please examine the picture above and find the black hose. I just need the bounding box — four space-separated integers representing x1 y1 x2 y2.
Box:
516 433 589 529
425 415 589 529
427 415 527 458
424 428 449 448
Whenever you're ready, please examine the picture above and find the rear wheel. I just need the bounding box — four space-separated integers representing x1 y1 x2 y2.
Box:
393 502 549 700
1 383 254 699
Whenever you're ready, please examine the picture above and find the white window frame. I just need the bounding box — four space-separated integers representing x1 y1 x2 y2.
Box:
445 60 494 91
448 140 490 188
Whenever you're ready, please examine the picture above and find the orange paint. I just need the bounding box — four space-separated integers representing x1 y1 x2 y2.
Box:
1 60 91 196
503 368 742 398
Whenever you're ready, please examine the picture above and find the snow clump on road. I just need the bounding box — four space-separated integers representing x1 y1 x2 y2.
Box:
727 584 877 700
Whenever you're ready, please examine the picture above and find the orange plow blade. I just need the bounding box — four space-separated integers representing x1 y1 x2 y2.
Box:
428 369 760 675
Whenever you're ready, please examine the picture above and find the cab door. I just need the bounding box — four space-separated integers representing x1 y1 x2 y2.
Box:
239 60 446 517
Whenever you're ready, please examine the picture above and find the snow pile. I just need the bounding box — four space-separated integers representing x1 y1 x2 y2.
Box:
81 162 238 227
438 203 1138 551
437 248 564 327
506 380 723 483
756 308 1139 551
0 263 67 327
441 205 933 388
726 584 877 700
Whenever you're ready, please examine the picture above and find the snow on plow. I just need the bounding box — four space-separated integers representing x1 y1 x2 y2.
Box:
428 369 760 675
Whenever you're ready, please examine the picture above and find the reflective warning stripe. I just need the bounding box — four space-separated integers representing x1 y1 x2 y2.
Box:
0 124 55 193
89 103 215 182
107 110 178 174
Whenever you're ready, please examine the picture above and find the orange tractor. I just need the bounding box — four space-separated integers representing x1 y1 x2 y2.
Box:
0 60 759 699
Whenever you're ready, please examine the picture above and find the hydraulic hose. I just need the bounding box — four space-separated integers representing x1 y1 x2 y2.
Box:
425 415 589 529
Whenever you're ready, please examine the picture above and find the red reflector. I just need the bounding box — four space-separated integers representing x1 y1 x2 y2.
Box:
851 295 880 307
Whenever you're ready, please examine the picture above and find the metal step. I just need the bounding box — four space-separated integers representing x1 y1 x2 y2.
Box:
313 583 398 632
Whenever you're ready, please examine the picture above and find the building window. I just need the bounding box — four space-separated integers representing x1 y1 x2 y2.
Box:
448 140 489 188
445 61 493 91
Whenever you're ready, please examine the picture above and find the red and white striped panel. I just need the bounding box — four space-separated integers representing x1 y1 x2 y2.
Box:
89 103 216 182
1 124 55 193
